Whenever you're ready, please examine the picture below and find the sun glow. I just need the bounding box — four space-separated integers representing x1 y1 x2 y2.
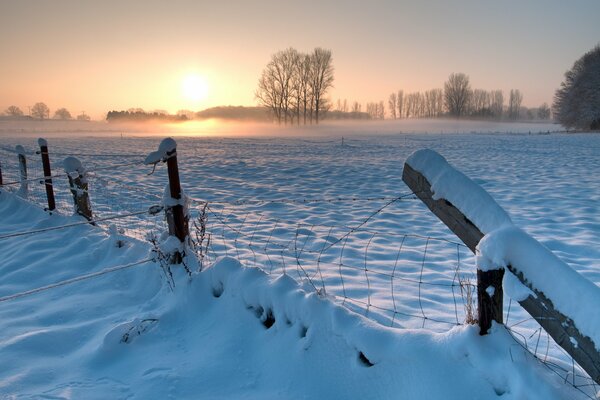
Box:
181 74 209 103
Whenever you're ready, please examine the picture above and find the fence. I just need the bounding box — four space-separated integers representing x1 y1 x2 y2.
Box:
0 137 598 398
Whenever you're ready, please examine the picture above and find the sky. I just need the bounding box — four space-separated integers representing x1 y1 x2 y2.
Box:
1 0 599 120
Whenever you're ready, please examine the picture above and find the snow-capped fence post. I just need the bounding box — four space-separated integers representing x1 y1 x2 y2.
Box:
37 138 56 211
145 137 189 264
64 156 94 223
403 149 600 385
0 160 3 186
16 145 28 198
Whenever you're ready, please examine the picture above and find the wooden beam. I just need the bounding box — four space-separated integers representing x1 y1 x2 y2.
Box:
403 162 600 384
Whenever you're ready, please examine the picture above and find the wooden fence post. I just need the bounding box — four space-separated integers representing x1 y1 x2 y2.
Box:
0 159 3 187
476 268 504 335
63 156 94 223
164 139 189 263
16 145 28 198
37 138 56 211
403 151 600 384
144 137 189 264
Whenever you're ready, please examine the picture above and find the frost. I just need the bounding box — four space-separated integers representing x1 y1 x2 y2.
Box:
162 183 190 218
485 286 495 298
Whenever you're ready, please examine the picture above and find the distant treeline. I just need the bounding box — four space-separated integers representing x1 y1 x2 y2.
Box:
106 110 188 122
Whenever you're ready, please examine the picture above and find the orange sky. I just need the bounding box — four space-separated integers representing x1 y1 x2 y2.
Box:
1 0 599 120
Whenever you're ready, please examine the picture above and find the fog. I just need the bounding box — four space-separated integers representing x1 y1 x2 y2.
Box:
0 118 562 139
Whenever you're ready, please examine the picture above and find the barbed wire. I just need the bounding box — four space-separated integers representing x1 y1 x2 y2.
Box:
0 208 159 240
0 257 155 304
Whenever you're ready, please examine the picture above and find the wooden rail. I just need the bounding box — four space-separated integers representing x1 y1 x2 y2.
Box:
402 159 600 384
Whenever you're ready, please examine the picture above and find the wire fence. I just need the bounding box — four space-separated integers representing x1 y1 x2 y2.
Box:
0 139 597 398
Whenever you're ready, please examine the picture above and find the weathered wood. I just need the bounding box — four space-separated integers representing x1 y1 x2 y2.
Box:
403 161 600 384
16 146 28 198
476 269 504 335
0 160 3 186
64 157 94 223
38 139 56 211
165 146 189 264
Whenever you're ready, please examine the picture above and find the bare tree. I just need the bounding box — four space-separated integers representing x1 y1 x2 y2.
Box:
537 103 551 120
77 112 91 121
444 73 472 117
310 48 334 124
31 102 50 120
508 89 523 120
54 107 72 120
256 48 298 124
5 105 24 116
351 101 361 113
388 93 397 119
490 90 504 118
378 100 385 119
396 90 404 119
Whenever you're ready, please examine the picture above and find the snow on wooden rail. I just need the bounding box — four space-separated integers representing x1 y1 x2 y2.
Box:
403 148 600 385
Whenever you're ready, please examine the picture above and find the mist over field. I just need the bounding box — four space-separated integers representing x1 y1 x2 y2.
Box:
0 118 562 138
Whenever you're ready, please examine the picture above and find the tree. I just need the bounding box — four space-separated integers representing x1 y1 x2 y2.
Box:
396 90 404 119
256 47 334 125
537 103 551 120
54 107 72 120
310 48 334 124
31 102 50 119
77 112 91 121
256 48 298 124
5 105 24 116
490 90 504 118
508 89 523 120
553 44 600 130
388 93 397 119
444 73 471 117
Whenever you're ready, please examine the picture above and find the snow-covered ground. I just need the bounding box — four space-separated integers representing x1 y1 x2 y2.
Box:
0 120 598 399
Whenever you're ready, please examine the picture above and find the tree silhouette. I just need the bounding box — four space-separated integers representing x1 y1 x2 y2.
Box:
31 102 50 119
5 105 24 117
54 107 72 120
553 44 600 130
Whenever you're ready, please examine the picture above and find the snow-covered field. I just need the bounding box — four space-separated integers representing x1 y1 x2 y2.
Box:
0 120 598 399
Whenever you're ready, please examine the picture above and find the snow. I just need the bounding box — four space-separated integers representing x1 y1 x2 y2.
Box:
406 149 512 235
0 195 580 398
0 120 599 398
15 144 25 156
37 138 48 147
144 137 177 165
502 269 536 302
477 225 600 349
63 156 84 174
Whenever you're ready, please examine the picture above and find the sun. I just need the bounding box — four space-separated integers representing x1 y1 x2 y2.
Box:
181 74 209 103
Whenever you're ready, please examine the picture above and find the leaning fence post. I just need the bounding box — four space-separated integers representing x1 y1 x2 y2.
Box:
145 137 189 264
37 138 56 211
63 156 94 223
16 145 28 198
